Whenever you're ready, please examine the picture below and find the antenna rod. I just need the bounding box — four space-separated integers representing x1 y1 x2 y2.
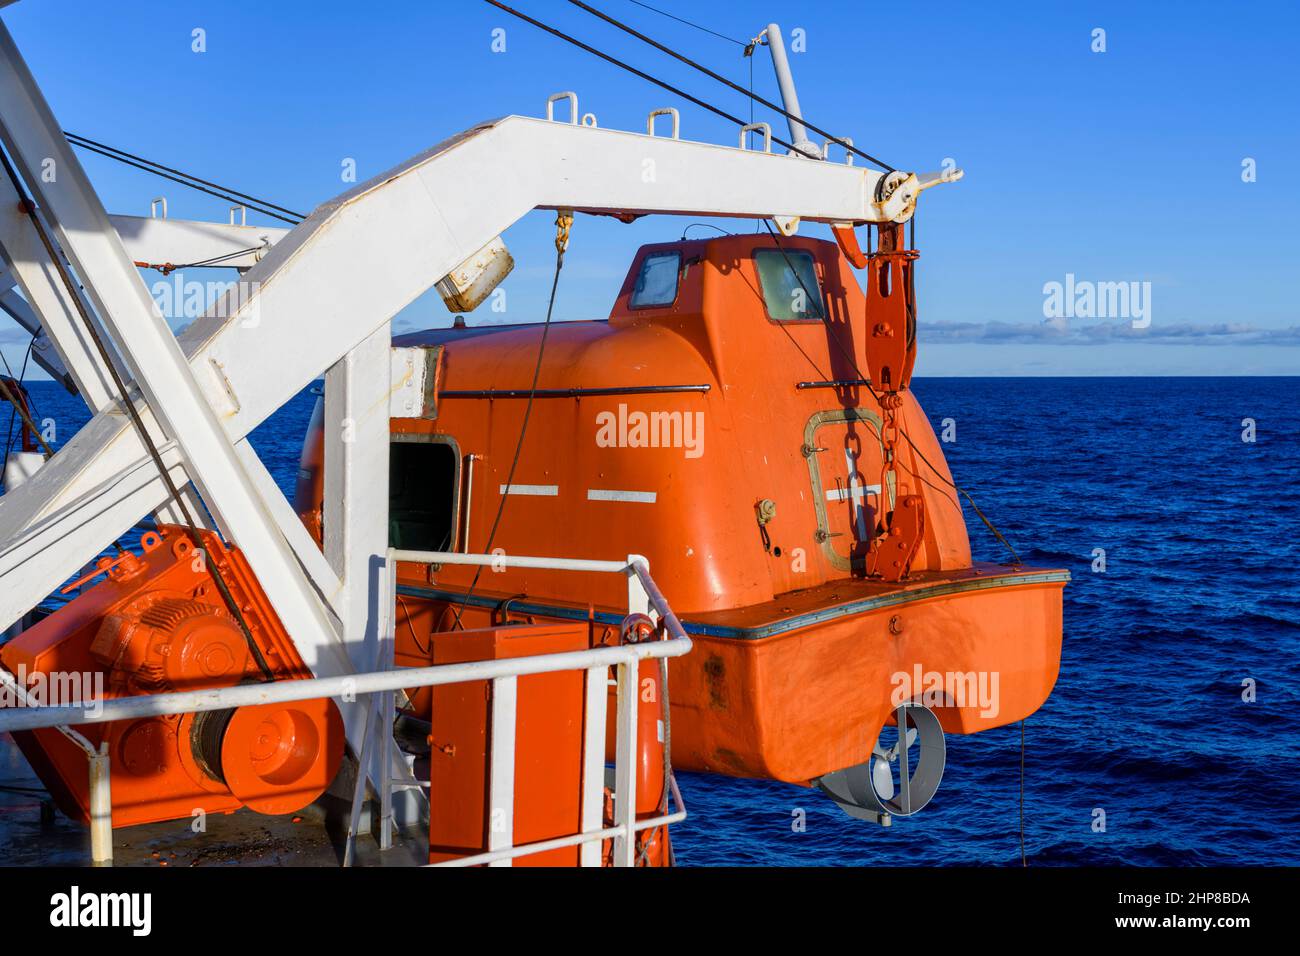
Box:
764 24 818 157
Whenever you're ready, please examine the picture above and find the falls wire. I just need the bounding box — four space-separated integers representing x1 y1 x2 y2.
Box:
1020 718 1028 866
63 132 304 225
566 0 896 172
624 0 746 47
0 144 275 681
482 0 809 157
759 220 1021 566
448 213 573 630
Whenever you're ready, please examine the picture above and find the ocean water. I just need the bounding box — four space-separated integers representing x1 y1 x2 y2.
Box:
6 376 1298 866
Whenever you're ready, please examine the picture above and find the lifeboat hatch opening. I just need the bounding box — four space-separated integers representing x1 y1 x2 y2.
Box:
803 408 891 572
389 433 461 552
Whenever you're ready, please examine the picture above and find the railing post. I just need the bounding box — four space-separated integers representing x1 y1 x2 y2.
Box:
343 694 377 868
580 664 608 866
88 741 112 866
487 675 517 867
611 655 638 867
377 552 396 850
626 554 652 618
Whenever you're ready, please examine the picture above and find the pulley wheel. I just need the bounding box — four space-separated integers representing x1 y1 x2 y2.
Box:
220 697 344 815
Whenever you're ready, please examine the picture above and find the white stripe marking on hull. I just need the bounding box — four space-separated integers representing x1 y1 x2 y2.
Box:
825 484 881 502
587 489 657 503
499 484 559 496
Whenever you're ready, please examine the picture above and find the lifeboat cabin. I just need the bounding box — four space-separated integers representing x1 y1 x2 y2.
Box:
294 227 1068 796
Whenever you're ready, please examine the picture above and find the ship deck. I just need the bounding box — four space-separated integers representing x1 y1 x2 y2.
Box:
0 732 425 867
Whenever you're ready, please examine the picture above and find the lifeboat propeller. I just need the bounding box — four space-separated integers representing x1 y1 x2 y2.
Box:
816 702 946 823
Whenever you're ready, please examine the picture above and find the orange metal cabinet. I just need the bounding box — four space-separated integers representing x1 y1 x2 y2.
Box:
426 623 590 865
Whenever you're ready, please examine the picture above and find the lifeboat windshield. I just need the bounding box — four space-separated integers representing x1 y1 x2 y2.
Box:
755 248 827 321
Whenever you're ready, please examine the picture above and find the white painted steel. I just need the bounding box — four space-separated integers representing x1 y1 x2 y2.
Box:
109 215 287 272
627 552 652 620
0 550 691 868
342 693 379 869
487 675 517 867
378 552 397 847
323 331 389 664
0 664 94 755
389 346 433 418
647 107 680 139
0 108 946 631
88 743 112 866
430 806 688 868
0 637 691 734
0 282 77 392
236 440 344 619
391 549 628 575
611 659 638 867
0 23 354 708
764 23 819 157
2 449 42 490
0 151 119 408
580 664 608 867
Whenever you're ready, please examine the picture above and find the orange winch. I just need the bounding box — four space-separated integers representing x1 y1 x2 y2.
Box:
0 525 344 827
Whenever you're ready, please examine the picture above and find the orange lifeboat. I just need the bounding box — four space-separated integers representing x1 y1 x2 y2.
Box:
296 227 1067 806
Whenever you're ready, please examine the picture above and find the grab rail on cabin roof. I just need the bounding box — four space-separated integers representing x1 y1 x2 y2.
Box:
0 551 691 868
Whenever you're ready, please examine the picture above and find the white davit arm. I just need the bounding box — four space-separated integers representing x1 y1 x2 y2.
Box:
0 115 958 629
109 215 289 272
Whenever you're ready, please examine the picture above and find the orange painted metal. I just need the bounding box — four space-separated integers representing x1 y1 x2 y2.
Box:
296 232 1067 788
0 375 38 452
0 526 344 826
627 655 669 866
423 623 589 866
866 493 925 582
862 223 918 394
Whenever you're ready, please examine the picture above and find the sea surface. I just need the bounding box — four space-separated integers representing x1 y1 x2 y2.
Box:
6 376 1298 866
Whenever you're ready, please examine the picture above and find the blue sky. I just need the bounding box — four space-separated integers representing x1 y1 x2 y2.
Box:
2 0 1296 376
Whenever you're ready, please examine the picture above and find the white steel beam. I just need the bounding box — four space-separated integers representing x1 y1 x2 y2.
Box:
321 326 425 818
580 664 608 867
109 215 287 272
0 282 75 391
235 439 343 622
0 22 354 690
612 659 638 867
0 88 954 666
323 325 390 658
487 675 518 868
0 166 119 408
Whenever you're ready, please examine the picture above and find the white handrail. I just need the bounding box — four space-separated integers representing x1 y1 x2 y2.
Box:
0 550 692 868
0 638 688 733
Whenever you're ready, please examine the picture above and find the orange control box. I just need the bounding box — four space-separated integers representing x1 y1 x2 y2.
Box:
424 623 589 865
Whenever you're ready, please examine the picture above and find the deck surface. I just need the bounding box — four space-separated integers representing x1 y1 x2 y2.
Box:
0 733 424 867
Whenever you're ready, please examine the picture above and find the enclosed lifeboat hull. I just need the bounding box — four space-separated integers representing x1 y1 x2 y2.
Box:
297 232 1068 788
395 565 1064 784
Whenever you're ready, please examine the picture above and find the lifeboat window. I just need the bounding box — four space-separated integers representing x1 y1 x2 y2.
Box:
389 435 460 552
629 251 682 308
755 249 827 321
